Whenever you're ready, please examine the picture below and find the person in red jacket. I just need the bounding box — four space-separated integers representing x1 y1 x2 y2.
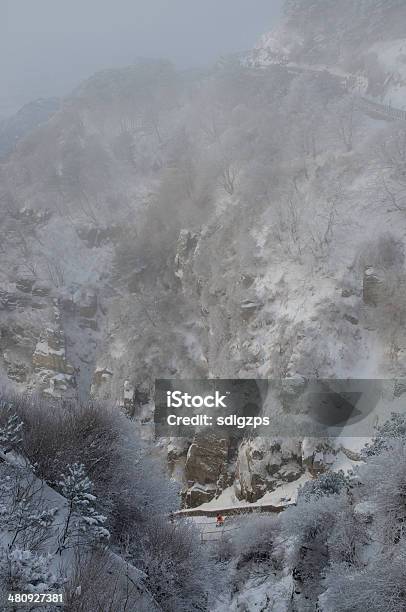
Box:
216 513 225 527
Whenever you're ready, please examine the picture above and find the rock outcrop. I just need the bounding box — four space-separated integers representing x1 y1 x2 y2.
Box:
32 327 75 396
185 433 228 485
235 439 304 502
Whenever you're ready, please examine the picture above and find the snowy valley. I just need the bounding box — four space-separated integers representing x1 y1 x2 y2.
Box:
1 0 406 609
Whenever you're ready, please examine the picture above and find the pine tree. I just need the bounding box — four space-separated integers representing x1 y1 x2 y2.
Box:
7 549 59 593
58 463 109 551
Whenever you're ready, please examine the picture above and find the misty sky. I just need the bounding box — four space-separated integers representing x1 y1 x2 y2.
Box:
1 0 283 117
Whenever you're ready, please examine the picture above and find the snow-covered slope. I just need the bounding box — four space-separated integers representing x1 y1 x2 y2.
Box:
0 449 160 610
249 0 406 109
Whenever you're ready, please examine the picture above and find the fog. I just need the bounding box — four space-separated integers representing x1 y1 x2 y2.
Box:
1 0 283 117
1 0 406 608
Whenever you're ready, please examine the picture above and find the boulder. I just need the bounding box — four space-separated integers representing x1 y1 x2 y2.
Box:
185 433 228 485
236 439 304 502
184 483 217 507
183 484 216 508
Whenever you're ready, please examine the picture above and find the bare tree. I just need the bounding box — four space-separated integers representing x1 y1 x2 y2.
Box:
218 160 238 196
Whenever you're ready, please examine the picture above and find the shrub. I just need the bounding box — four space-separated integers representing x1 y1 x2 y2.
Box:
298 470 351 501
130 516 220 612
232 513 281 567
363 412 406 456
321 542 406 612
0 394 122 495
64 547 156 612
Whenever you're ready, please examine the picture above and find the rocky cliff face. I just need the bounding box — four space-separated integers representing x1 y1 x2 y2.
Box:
1 5 406 505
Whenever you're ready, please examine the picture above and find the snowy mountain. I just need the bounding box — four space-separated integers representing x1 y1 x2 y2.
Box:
249 0 406 108
1 1 406 607
1 3 406 503
0 98 60 160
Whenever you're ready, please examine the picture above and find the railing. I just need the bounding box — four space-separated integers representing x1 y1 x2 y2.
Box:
357 96 406 122
199 525 240 543
173 505 289 544
267 60 406 123
174 502 286 519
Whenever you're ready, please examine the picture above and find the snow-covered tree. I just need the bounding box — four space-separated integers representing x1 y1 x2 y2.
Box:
299 469 351 501
363 412 406 456
321 540 406 612
359 440 406 544
0 412 23 454
58 463 109 551
0 465 58 550
6 548 59 594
